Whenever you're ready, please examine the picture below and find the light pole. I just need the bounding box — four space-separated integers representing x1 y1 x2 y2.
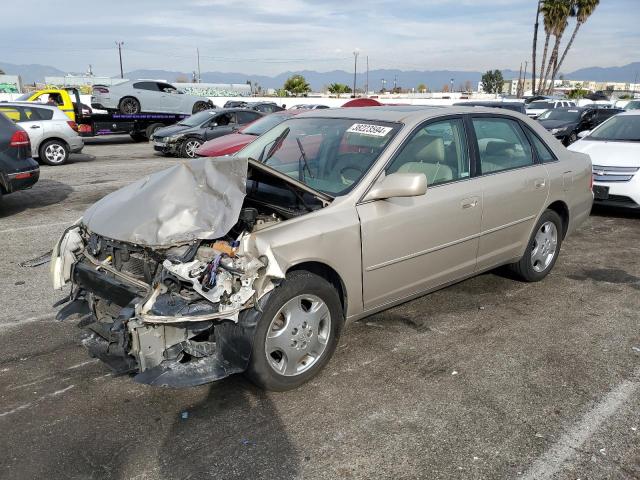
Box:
115 41 124 79
353 49 359 98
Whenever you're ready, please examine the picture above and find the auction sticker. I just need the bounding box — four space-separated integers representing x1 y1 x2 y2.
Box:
347 123 393 137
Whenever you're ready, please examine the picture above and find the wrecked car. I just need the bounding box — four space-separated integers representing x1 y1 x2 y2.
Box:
51 106 594 390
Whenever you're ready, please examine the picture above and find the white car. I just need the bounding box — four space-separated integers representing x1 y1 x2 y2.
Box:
0 102 84 166
568 110 640 208
91 80 214 115
526 100 576 118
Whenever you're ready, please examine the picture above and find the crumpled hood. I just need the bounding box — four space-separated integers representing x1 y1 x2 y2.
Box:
82 156 247 247
153 124 198 139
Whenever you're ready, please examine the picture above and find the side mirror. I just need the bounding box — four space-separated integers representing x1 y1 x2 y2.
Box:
363 172 427 202
578 130 591 139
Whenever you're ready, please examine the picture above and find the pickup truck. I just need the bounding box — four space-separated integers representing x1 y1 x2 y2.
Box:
16 88 188 141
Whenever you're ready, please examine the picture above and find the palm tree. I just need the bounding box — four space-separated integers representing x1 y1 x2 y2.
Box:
531 0 543 95
327 83 351 98
551 0 600 85
539 0 572 94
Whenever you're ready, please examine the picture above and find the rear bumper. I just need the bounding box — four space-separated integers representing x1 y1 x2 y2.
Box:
3 167 40 193
69 136 84 153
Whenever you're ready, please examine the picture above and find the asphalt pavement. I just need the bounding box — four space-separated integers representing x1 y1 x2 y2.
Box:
0 136 638 479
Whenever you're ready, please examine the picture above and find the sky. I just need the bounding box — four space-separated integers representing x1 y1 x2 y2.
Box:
1 0 638 76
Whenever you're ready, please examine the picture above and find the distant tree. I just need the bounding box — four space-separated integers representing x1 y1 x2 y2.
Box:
567 88 589 99
327 83 352 98
464 80 473 92
442 84 450 93
481 70 504 94
0 69 5 75
417 83 428 93
175 75 189 83
283 75 311 96
392 86 403 94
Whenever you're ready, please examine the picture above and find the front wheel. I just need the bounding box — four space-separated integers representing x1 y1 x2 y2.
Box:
508 210 563 282
245 271 344 391
180 138 203 158
39 139 69 166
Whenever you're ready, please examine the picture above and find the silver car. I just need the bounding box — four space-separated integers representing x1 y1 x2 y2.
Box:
0 102 83 165
51 106 593 390
91 80 214 115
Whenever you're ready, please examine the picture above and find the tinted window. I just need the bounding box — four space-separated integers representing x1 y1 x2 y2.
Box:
157 83 177 93
132 82 159 91
237 111 261 124
387 118 469 186
589 115 640 142
472 118 534 174
526 129 556 163
531 101 554 109
538 109 582 121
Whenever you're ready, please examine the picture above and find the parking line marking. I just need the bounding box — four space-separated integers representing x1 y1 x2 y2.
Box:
521 368 640 480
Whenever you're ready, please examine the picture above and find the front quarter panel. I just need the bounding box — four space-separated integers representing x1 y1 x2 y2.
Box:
243 199 364 319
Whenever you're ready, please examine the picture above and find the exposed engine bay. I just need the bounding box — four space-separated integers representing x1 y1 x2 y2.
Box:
51 157 329 387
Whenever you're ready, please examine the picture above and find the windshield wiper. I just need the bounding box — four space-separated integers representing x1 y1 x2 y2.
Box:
296 137 313 182
263 127 290 163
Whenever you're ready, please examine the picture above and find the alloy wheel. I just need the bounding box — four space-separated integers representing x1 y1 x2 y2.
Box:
531 221 558 273
183 140 202 158
44 143 67 164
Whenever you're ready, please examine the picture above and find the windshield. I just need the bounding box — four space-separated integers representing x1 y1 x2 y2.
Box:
626 101 640 110
538 109 582 121
177 110 216 127
238 117 400 196
242 114 291 136
588 115 640 142
529 101 554 109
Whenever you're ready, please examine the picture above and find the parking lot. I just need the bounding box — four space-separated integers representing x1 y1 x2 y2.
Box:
0 137 638 479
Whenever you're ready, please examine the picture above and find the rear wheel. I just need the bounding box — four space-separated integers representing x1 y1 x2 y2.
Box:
192 101 210 113
565 132 578 146
145 123 164 139
129 131 147 142
180 138 203 158
119 97 140 114
509 210 563 282
245 271 344 391
39 139 69 166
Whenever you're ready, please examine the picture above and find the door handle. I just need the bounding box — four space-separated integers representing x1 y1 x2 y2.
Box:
461 197 479 209
534 179 546 189
30 125 41 129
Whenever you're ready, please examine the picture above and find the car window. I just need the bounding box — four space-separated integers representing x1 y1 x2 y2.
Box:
33 108 54 120
237 111 261 124
157 83 177 93
0 106 21 122
133 82 159 91
525 129 556 163
387 118 469 186
472 117 534 174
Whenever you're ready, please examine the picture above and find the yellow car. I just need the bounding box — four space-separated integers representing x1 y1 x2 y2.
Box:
15 88 81 121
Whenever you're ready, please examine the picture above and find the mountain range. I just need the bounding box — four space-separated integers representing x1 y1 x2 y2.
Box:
2 61 639 91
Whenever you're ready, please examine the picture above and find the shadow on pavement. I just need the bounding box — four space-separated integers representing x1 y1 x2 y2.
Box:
591 204 640 219
0 179 73 217
158 377 300 480
83 135 136 146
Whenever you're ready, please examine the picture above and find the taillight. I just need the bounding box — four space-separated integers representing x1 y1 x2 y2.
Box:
9 130 30 147
93 86 109 94
67 121 78 132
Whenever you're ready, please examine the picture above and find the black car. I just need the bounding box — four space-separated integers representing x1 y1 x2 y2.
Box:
246 102 285 114
454 101 526 114
151 108 264 158
537 106 624 145
0 113 39 202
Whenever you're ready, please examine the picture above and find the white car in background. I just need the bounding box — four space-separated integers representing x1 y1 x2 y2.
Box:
569 111 640 209
0 102 84 165
526 99 576 118
91 80 214 115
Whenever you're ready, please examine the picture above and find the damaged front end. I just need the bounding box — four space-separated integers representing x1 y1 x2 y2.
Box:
50 156 301 387
52 225 277 387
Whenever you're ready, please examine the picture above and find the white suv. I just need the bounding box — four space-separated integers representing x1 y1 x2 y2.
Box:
526 100 576 119
0 103 84 165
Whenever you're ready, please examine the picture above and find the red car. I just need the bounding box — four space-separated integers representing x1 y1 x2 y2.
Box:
195 109 305 157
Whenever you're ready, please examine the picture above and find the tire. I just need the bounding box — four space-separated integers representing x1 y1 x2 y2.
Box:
119 97 140 114
509 210 563 282
179 138 203 158
565 132 578 146
129 131 147 142
39 139 69 166
145 123 164 139
245 271 344 391
192 101 210 113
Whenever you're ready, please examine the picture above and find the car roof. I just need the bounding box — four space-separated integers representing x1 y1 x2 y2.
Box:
294 105 524 124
